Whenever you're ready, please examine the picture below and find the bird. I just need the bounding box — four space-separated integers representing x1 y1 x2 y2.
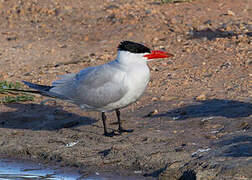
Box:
15 41 174 136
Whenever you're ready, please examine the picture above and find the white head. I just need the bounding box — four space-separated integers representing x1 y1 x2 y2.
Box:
116 41 174 65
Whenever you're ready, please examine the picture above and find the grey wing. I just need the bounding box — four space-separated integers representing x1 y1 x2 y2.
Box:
74 64 128 108
50 64 128 108
49 73 79 102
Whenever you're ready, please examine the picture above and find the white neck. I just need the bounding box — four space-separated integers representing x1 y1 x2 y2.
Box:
116 51 148 66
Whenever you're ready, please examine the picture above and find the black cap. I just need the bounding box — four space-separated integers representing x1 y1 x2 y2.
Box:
118 41 151 54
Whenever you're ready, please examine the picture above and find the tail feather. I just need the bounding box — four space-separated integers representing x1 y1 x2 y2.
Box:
22 81 53 91
21 81 71 100
5 81 73 102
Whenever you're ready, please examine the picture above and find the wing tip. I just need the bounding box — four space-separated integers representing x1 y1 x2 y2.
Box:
22 81 52 91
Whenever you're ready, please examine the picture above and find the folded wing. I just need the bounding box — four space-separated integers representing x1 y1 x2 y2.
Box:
50 64 128 109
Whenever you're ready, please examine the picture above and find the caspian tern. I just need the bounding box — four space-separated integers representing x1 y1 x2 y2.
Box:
19 41 174 136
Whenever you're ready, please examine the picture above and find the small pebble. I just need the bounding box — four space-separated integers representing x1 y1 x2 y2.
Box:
196 94 207 101
227 10 235 16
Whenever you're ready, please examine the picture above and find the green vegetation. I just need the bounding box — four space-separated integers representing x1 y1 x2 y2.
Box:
0 81 34 103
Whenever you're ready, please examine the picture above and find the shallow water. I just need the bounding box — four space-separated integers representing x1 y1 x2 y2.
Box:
0 159 81 179
0 159 150 180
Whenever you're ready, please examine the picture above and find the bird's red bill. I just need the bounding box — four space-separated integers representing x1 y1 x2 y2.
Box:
144 50 174 59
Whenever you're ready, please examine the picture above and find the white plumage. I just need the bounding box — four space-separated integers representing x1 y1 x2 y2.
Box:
22 41 173 136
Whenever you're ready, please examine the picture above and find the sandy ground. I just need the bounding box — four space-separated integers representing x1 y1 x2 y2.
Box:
0 0 251 179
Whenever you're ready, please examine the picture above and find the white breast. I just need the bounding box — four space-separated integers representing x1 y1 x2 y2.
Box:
103 63 150 111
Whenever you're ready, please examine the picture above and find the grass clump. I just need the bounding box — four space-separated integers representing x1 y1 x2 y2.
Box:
0 81 34 104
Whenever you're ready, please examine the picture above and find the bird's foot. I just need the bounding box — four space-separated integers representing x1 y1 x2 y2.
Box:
118 128 134 134
104 131 117 137
104 129 134 137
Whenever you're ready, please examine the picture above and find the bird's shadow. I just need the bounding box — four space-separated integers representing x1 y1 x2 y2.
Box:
151 99 252 120
188 27 252 41
0 103 97 130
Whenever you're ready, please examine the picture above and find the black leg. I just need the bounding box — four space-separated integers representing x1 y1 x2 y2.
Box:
115 109 134 134
102 112 108 135
102 112 115 137
116 109 122 131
